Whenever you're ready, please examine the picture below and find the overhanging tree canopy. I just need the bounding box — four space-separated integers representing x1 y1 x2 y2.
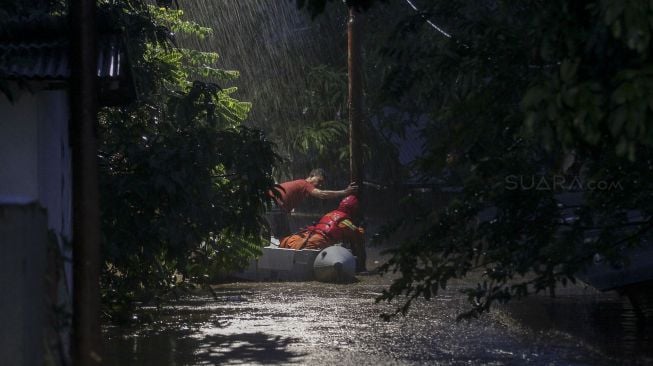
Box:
291 0 653 318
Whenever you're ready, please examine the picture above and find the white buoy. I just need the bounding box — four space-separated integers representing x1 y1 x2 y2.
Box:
313 245 356 283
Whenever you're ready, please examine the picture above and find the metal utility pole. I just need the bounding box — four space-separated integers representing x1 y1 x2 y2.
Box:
347 5 368 271
347 5 364 189
70 0 102 364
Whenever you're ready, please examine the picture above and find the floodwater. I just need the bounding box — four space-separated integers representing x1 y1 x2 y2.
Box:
103 273 653 365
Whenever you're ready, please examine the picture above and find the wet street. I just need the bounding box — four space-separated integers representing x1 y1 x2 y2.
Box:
103 273 653 365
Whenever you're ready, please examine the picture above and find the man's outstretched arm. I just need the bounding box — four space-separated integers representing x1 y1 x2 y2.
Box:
309 183 358 199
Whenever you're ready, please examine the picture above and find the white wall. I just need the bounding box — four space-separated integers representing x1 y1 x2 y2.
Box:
37 90 73 242
0 92 40 203
1 88 73 281
0 88 73 365
35 90 73 297
0 89 72 238
0 205 47 366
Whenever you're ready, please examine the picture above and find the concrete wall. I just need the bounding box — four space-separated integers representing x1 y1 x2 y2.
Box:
0 89 72 235
0 89 72 282
0 92 39 203
0 89 72 365
35 91 73 296
0 205 48 366
36 90 73 243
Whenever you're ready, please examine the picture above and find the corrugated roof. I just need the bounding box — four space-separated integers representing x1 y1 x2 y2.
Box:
0 14 66 40
0 36 124 79
0 12 126 80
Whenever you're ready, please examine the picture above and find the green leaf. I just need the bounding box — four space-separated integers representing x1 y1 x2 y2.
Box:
610 107 627 136
560 59 578 83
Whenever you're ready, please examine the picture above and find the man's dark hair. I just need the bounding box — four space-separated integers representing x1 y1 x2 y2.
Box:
309 168 326 180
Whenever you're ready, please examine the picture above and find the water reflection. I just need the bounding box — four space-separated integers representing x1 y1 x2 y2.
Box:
505 292 653 365
103 279 653 365
105 328 304 365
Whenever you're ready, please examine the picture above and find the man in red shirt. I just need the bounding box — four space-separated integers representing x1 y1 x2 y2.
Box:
280 195 366 271
267 168 358 239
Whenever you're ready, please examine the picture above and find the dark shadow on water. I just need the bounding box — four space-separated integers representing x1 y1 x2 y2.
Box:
104 330 306 365
182 332 305 365
505 294 653 365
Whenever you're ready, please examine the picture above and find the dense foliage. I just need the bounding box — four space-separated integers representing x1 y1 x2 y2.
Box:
355 0 653 319
98 2 277 319
282 2 405 188
179 1 405 192
7 0 652 323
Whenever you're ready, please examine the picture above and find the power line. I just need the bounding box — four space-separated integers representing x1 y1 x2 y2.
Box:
403 0 452 38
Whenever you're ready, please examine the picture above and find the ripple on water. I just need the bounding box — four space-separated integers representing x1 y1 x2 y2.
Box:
103 279 653 365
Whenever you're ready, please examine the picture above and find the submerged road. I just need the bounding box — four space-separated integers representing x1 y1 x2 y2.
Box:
104 273 653 365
